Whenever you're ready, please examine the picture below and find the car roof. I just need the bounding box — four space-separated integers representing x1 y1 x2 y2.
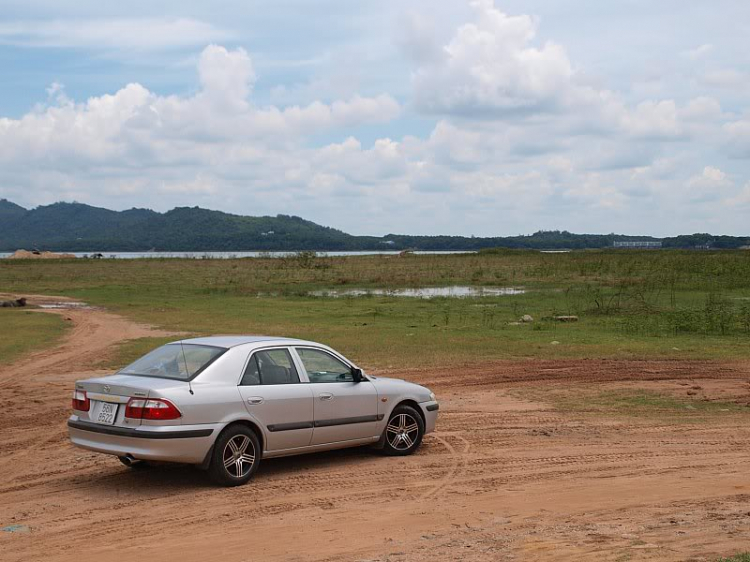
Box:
170 335 322 349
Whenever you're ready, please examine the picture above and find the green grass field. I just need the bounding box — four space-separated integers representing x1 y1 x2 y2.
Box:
1 250 749 368
530 388 750 423
0 309 68 365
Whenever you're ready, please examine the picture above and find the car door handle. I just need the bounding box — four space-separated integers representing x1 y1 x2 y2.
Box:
319 393 334 401
246 397 264 405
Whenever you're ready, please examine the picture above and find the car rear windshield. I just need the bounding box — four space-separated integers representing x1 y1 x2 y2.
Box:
119 344 225 380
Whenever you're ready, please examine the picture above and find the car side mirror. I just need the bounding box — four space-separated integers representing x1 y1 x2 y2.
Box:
351 367 363 383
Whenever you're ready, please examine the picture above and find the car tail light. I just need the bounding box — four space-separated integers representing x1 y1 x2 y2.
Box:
125 398 181 420
72 390 90 412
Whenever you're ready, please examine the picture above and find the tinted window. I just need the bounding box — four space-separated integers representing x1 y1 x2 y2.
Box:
240 355 261 386
247 349 300 385
120 344 224 380
296 348 352 383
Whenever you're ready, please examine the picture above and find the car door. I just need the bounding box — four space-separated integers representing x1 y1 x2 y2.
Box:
293 347 379 446
237 347 314 452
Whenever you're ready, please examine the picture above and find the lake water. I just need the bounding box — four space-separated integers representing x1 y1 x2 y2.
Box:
309 286 525 298
0 250 474 259
38 302 93 309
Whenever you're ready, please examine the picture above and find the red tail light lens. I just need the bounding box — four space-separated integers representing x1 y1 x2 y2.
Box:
125 399 146 419
72 390 90 412
125 398 181 420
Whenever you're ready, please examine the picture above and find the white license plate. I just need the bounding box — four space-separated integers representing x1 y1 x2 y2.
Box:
92 401 119 425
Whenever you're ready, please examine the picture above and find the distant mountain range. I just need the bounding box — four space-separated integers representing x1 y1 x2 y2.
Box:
0 199 747 252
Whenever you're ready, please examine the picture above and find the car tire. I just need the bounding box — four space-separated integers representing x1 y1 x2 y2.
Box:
208 425 261 486
381 405 424 456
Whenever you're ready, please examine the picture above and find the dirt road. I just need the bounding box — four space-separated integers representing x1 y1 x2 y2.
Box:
1 302 749 561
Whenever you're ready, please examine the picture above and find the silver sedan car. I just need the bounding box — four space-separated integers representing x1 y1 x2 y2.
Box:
68 336 439 485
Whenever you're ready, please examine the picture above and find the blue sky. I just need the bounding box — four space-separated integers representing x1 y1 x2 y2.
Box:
1 0 749 236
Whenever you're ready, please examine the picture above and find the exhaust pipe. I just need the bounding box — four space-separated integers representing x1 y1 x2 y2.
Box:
119 454 149 469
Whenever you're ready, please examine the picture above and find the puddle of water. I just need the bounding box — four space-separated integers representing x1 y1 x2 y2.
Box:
1 524 31 533
309 286 525 298
38 302 93 309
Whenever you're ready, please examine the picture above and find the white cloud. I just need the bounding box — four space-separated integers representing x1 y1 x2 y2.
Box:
405 0 724 148
197 45 255 110
700 68 750 90
630 156 684 182
621 100 682 139
548 156 573 174
160 175 218 195
314 137 409 184
0 45 401 169
681 96 722 121
683 44 713 60
728 182 750 208
723 117 750 158
686 166 733 202
0 18 232 51
411 0 575 117
563 172 628 210
459 170 550 200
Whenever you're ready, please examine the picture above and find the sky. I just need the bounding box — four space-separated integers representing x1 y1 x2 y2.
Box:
0 0 749 237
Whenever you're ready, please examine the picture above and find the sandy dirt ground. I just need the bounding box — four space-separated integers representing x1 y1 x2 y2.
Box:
1 298 749 561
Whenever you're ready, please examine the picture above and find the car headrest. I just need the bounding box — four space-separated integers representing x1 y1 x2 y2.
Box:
263 364 289 385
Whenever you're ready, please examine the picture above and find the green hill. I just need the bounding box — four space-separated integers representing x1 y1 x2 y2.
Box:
0 199 747 252
0 200 368 251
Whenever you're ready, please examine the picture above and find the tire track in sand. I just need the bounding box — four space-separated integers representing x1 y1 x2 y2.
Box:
420 433 471 500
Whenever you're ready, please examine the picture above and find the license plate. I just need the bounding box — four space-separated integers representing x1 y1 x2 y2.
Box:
92 401 119 425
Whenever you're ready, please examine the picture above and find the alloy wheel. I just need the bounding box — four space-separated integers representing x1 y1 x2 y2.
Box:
386 413 420 451
222 434 256 478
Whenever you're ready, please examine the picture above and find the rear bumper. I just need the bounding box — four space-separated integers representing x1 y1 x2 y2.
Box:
67 416 218 464
419 401 439 434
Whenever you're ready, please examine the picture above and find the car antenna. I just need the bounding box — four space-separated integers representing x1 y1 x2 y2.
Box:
180 341 194 395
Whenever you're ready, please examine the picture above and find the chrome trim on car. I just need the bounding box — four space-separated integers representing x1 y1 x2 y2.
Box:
86 393 130 403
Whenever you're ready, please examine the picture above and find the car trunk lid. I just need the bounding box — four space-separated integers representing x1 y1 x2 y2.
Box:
75 374 182 428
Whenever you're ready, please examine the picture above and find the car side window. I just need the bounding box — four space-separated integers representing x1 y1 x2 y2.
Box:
296 348 352 383
239 355 261 386
256 349 300 385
